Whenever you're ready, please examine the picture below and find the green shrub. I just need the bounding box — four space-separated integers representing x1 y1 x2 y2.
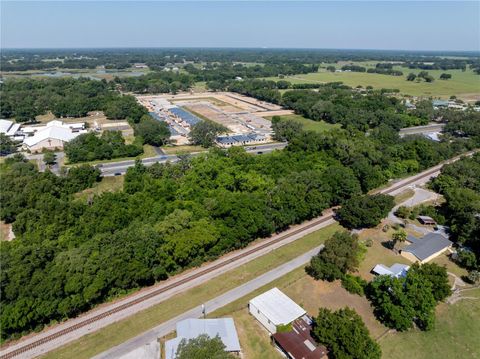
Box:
341 274 368 296
276 323 293 333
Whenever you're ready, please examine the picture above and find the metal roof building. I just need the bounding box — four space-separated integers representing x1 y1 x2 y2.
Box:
402 232 452 263
272 317 328 359
165 318 241 359
249 287 306 334
22 125 85 153
0 119 21 138
170 107 202 126
372 263 410 278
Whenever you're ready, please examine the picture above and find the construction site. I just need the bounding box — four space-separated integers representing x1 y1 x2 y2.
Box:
136 92 293 146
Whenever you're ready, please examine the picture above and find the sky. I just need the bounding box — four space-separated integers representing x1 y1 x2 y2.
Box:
1 1 479 51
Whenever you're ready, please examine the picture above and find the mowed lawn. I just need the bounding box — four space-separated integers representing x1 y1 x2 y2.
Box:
265 68 480 100
265 114 340 133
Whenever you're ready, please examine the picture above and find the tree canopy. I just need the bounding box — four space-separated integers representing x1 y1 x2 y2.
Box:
306 232 362 281
189 121 228 148
336 194 395 229
367 263 450 331
312 307 381 359
175 334 235 359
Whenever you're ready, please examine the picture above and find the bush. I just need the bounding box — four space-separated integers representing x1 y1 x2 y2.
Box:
395 206 410 219
455 249 477 270
276 323 293 333
341 274 368 296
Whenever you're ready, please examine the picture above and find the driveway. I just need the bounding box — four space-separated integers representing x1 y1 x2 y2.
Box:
388 186 440 234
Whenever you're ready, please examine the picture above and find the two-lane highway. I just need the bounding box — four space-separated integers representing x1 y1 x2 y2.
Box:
98 142 288 176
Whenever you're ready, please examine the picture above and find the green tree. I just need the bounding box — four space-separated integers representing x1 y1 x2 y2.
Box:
410 263 451 302
271 117 303 141
0 134 17 156
392 229 407 249
313 307 381 359
440 73 452 80
367 264 444 331
43 151 56 166
134 115 170 146
175 334 235 359
306 232 361 281
336 194 395 229
189 121 227 148
406 73 417 81
326 66 336 72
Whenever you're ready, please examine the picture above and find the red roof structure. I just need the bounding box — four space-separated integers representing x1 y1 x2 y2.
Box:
272 316 328 359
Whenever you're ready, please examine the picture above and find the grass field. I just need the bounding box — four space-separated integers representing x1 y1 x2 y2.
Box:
379 289 480 359
161 145 206 155
40 223 341 359
265 114 340 133
75 176 125 202
266 68 480 101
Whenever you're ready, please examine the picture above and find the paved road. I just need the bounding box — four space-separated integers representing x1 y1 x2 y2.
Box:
94 245 325 359
399 123 445 137
99 142 288 176
388 187 440 224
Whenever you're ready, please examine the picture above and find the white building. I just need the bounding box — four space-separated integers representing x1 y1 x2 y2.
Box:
372 263 410 278
22 120 85 136
249 287 306 334
0 119 22 140
165 318 241 359
22 121 86 152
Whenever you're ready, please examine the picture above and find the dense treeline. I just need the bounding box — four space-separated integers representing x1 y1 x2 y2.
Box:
225 79 431 130
114 72 194 94
430 153 480 272
0 78 147 124
64 131 143 163
281 88 426 130
1 111 476 340
4 48 477 72
404 59 469 71
185 62 319 82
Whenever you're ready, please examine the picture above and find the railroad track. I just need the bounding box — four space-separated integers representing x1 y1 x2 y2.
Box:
1 150 476 359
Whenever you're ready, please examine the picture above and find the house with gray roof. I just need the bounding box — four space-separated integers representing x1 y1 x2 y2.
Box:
165 318 241 359
401 232 452 263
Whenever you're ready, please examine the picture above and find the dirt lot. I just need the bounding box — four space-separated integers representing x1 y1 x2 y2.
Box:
283 275 387 338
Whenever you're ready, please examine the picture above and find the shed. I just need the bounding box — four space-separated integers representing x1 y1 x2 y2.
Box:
401 232 452 263
164 318 240 359
418 216 437 225
272 316 328 359
249 287 306 334
372 263 410 278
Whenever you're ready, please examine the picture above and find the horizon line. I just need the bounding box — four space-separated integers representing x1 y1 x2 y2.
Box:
1 46 479 54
